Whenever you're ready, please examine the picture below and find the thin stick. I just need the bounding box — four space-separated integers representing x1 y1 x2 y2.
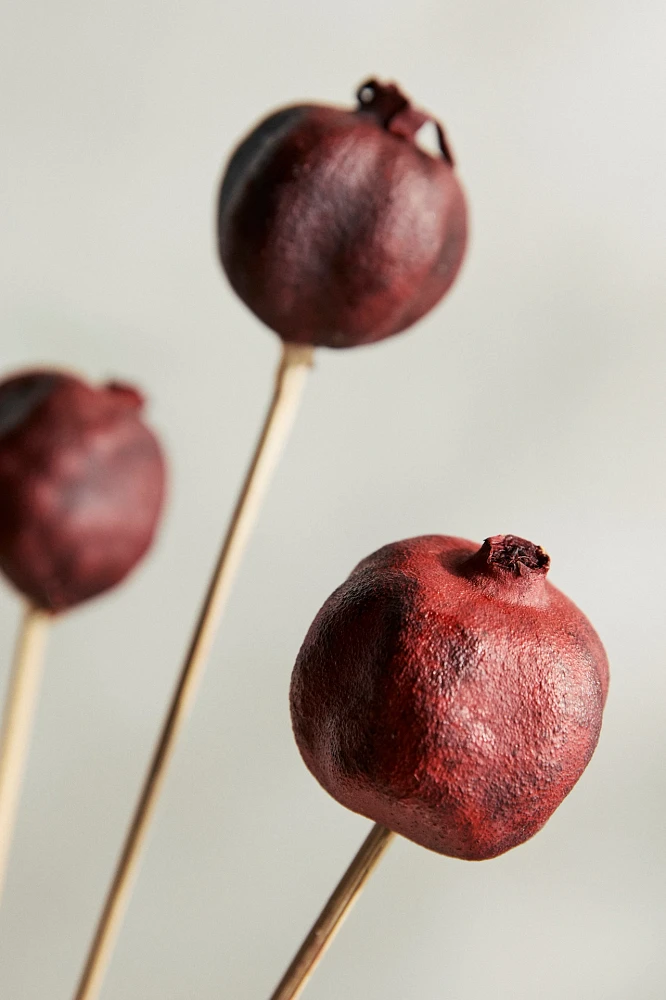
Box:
269 823 395 1000
73 342 314 1000
0 605 50 904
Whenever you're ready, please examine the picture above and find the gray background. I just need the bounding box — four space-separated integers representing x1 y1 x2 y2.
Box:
0 1 665 997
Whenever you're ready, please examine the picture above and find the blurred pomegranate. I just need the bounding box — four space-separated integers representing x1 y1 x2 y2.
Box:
218 79 467 348
291 534 608 860
0 370 166 613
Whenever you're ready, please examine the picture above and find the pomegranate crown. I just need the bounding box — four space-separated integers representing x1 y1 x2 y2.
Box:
481 535 551 575
356 78 455 166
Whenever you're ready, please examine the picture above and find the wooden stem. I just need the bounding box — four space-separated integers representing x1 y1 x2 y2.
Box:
0 605 50 905
72 342 314 1000
269 823 395 1000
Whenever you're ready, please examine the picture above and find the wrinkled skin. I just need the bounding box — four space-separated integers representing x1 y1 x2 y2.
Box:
218 79 467 348
291 535 609 860
0 370 166 613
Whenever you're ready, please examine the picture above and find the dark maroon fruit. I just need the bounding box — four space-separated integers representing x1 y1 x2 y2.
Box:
0 369 166 613
290 534 609 860
218 79 467 348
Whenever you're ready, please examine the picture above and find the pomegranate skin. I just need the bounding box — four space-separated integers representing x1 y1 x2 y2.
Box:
290 535 609 860
218 79 467 348
0 370 166 613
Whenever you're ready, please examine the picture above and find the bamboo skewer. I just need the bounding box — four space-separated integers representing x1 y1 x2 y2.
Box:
269 823 395 1000
72 342 314 1000
0 605 50 905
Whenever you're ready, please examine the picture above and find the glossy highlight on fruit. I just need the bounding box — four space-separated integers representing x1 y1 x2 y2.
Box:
0 369 166 613
218 79 467 348
290 534 609 860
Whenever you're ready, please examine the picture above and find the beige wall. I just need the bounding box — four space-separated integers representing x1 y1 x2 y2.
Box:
0 1 664 997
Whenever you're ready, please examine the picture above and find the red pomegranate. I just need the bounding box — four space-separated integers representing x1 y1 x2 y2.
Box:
217 79 467 348
290 534 609 861
0 370 166 613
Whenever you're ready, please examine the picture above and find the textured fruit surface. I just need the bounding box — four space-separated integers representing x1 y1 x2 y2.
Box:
0 370 166 613
218 79 467 348
291 535 608 860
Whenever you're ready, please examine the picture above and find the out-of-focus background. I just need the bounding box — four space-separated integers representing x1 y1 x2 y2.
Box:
0 1 664 997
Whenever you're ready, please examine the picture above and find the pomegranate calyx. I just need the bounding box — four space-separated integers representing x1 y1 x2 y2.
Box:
482 535 550 575
105 381 145 412
356 78 454 165
461 535 550 604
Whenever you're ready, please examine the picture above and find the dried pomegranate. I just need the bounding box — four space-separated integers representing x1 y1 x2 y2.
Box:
217 79 467 348
0 370 166 613
291 534 608 860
